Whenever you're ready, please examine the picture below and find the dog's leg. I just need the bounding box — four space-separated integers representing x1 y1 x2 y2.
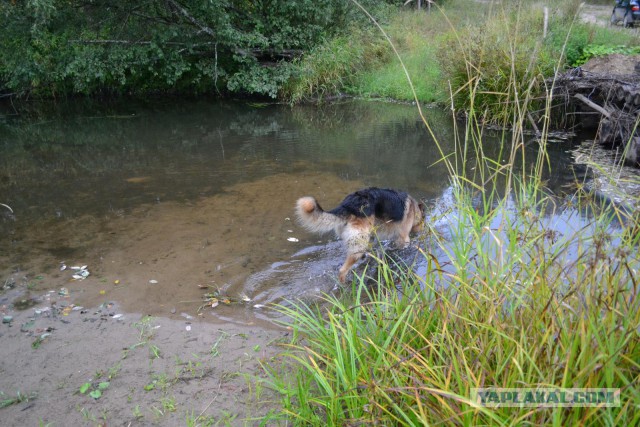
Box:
338 252 365 283
338 221 371 283
394 222 412 249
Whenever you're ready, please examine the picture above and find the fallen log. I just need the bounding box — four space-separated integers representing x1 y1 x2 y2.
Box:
574 93 611 118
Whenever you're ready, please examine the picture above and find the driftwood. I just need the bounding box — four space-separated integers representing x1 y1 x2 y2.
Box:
553 62 640 165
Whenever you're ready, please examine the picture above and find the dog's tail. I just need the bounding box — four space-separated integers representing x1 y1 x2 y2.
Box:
296 196 345 235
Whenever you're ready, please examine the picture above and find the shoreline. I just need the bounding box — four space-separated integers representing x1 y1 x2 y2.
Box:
0 283 287 426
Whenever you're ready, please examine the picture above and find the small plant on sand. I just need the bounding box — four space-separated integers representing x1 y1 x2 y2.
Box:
79 380 110 400
134 315 155 341
185 411 217 427
132 404 143 419
160 396 177 413
0 391 37 408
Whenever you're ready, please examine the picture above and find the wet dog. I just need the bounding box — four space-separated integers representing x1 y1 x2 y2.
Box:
296 187 425 282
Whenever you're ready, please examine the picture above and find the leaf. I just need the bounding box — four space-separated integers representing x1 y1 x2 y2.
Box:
79 383 91 394
31 337 42 349
89 389 102 400
98 382 110 390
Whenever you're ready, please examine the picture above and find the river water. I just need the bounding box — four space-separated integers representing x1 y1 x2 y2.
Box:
0 99 636 326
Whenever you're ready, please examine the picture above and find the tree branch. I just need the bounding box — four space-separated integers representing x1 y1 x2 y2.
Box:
574 93 611 119
166 0 216 38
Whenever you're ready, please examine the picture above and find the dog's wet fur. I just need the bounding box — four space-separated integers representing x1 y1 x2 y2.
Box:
296 187 425 282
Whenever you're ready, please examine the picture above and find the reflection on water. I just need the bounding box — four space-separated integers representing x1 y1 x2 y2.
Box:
0 99 635 326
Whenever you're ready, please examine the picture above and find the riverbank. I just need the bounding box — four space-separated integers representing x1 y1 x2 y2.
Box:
283 2 639 111
1 285 287 425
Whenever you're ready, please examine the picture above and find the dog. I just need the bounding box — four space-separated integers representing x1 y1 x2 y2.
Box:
296 187 425 283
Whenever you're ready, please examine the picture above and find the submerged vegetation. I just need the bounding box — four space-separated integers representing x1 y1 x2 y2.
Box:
261 1 640 425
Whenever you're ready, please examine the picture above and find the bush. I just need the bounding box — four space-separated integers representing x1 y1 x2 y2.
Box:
281 27 391 103
437 3 559 125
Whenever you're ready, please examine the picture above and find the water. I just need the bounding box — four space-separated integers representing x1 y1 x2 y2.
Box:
0 99 635 326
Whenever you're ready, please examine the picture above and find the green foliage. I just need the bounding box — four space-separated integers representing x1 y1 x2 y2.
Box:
572 44 640 67
281 27 391 103
0 0 386 98
227 58 294 99
546 20 640 69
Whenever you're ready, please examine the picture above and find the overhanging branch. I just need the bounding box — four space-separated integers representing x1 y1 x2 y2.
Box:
166 0 216 38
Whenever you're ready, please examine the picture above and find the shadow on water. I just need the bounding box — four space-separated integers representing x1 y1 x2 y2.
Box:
0 98 634 327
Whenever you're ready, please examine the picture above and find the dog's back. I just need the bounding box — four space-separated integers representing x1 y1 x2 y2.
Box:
296 188 409 234
328 188 408 222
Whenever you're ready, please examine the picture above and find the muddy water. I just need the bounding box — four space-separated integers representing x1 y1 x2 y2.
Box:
0 99 620 326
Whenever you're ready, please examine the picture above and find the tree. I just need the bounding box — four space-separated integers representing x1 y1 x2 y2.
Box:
0 0 381 98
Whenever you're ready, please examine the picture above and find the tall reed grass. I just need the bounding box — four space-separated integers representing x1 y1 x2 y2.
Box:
262 1 640 425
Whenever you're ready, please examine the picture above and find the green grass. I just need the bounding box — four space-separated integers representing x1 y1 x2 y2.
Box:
280 26 391 103
283 0 640 113
348 26 444 103
281 4 482 104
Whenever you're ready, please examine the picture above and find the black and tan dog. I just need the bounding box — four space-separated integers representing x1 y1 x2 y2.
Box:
296 187 425 282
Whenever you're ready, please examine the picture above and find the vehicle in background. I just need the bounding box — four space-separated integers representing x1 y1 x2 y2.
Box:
611 0 640 27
